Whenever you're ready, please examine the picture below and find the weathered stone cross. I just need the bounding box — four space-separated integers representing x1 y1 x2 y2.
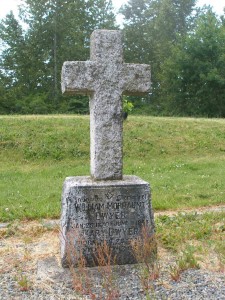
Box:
62 30 151 180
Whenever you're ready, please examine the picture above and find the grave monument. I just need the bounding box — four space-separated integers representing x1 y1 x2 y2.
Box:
61 30 155 267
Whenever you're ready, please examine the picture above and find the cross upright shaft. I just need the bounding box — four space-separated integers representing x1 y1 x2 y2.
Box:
62 30 151 180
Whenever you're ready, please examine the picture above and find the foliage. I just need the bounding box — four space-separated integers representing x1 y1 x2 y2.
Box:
15 273 31 291
169 245 200 281
157 211 225 273
123 97 134 114
1 1 225 116
160 8 225 117
65 229 119 299
120 0 197 114
0 0 117 114
67 96 89 114
156 212 213 251
131 225 158 298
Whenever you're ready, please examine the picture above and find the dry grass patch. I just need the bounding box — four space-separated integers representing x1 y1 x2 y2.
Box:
0 208 224 297
0 220 60 275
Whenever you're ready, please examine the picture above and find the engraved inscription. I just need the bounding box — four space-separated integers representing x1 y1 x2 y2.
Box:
66 186 152 257
61 176 155 266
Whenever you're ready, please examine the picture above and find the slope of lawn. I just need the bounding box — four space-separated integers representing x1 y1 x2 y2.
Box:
0 115 225 221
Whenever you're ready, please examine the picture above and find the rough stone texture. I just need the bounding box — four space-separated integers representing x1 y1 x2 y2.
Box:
61 176 155 267
60 30 154 267
61 30 151 180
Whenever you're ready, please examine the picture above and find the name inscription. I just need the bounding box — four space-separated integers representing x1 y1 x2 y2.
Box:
67 188 150 249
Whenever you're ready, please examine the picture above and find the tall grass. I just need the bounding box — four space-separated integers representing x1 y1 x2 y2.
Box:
1 115 225 221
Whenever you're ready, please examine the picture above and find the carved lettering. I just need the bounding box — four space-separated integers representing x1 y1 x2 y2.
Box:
62 182 153 266
109 227 139 237
75 202 105 212
96 211 127 220
73 195 148 212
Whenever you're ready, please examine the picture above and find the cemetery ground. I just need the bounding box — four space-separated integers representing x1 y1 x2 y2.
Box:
0 115 225 299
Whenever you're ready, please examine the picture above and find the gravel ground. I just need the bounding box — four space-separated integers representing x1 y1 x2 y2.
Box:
1 210 224 300
0 263 224 299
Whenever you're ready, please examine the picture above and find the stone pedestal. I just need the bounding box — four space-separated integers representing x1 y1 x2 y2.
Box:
61 176 155 267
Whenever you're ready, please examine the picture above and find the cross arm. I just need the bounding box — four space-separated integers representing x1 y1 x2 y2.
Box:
61 61 96 95
121 63 151 96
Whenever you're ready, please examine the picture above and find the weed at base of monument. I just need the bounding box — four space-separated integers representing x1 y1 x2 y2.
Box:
65 230 119 300
169 245 200 281
130 225 159 299
94 241 119 299
65 230 97 299
169 265 181 282
15 272 31 292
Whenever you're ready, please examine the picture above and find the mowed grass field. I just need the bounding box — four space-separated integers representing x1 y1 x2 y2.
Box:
0 115 225 222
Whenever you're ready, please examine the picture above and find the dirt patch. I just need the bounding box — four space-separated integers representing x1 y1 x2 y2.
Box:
0 206 224 290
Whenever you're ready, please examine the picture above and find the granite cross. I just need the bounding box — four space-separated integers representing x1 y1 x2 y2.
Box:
61 30 151 180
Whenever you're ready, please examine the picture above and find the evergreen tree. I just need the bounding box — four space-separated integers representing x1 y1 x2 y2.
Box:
0 12 32 113
160 9 225 117
0 0 117 114
120 0 197 114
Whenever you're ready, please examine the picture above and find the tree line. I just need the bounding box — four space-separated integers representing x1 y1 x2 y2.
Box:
0 0 225 117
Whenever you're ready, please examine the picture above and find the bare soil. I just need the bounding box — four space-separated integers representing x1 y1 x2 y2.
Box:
0 205 224 291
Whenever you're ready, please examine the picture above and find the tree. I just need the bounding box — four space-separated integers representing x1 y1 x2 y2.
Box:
0 12 32 113
160 9 225 117
0 0 117 114
120 0 197 114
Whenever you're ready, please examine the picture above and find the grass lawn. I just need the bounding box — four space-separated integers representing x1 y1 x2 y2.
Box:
0 115 225 222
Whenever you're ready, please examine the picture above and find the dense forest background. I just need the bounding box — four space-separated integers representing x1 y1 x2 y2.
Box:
0 0 225 117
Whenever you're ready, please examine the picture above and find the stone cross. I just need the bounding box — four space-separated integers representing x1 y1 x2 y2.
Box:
61 30 151 180
61 30 155 267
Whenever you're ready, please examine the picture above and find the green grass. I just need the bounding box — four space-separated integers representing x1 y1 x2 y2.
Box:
0 115 225 221
156 211 225 252
157 211 225 272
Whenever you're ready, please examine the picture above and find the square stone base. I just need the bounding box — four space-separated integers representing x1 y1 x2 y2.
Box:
61 175 155 267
